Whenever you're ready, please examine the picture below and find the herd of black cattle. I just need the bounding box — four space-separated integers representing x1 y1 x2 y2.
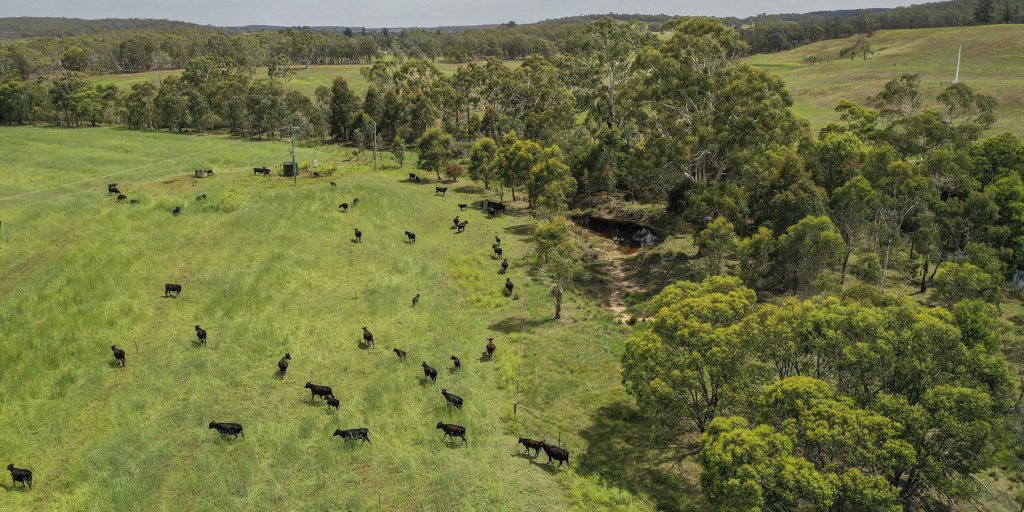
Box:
6 167 568 492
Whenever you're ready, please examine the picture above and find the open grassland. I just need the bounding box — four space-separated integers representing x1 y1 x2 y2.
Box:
0 127 687 511
91 61 520 97
745 25 1024 136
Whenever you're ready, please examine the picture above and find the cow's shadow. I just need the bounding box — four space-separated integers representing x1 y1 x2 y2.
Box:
0 483 31 492
358 341 373 350
527 458 560 474
107 360 123 369
418 377 436 386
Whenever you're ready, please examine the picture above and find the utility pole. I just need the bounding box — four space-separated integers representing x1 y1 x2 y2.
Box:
953 45 962 84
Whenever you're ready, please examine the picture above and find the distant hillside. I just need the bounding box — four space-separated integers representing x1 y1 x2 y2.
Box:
744 24 1024 136
0 17 213 38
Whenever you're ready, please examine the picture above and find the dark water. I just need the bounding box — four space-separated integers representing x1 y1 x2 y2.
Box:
570 215 664 250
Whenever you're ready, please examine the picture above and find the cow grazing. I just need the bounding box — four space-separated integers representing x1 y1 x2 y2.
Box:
486 338 496 360
278 353 291 376
422 362 437 383
393 348 407 361
540 442 570 467
164 283 182 297
409 173 418 181
441 389 463 409
208 422 244 440
452 216 460 228
195 194 207 201
450 355 461 372
305 382 334 402
116 194 128 202
107 183 119 194
129 199 140 205
412 293 420 307
7 464 32 489
504 278 514 296
495 236 502 246
458 204 468 211
500 259 509 273
486 202 506 217
171 206 182 216
333 428 370 443
436 423 467 445
194 325 207 345
111 345 126 367
326 396 340 411
493 245 504 259
361 326 374 348
339 203 349 212
435 187 448 196
253 167 271 176
330 181 337 187
456 221 468 233
354 228 362 243
518 437 543 456
405 231 416 244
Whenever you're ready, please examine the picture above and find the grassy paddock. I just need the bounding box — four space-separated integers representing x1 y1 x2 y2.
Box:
0 127 670 511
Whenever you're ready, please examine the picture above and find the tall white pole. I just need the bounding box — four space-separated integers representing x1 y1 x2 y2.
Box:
954 45 962 84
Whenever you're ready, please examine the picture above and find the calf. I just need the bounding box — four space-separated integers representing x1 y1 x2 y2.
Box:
171 206 182 216
208 422 244 440
392 348 407 361
436 423 467 445
354 228 362 243
504 278 514 296
450 355 461 372
164 283 182 297
435 187 448 196
540 442 570 467
500 258 509 273
278 353 291 376
458 203 468 211
305 382 334 402
333 428 370 443
330 181 337 187
518 437 543 456
195 194 207 201
405 231 416 244
107 183 118 194
339 203 348 212
361 326 374 348
111 345 126 367
441 389 463 409
422 362 437 383
412 293 420 307
194 325 207 345
326 396 340 411
456 221 468 233
116 194 128 202
7 464 32 489
486 338 496 360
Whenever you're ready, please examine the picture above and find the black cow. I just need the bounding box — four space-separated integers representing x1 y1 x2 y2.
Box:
409 173 418 181
393 348 407 361
412 293 420 307
458 204 468 211
195 194 207 201
441 389 463 409
452 216 460 228
208 422 244 440
436 423 467 444
361 326 374 348
495 236 502 246
7 464 32 489
352 198 360 206
485 338 496 360
422 362 437 383
107 183 119 195
194 325 207 345
164 283 182 297
500 259 509 273
518 437 543 456
354 228 362 243
116 194 128 202
171 206 182 216
326 396 340 411
333 428 370 443
305 382 334 402
330 181 337 187
313 172 320 178
450 355 461 372
278 353 291 376
339 203 349 212
540 442 570 467
493 245 504 259
405 231 416 244
253 167 271 176
456 221 468 233
435 187 448 196
486 201 506 217
111 345 126 367
504 278 514 296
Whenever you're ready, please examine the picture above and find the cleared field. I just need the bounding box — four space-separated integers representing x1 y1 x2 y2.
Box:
0 127 677 511
745 25 1024 136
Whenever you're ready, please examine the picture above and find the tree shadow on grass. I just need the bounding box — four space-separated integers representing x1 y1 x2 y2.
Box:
488 316 551 334
502 223 533 237
577 401 705 512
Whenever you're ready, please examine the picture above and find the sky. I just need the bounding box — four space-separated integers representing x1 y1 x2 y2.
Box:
2 0 917 28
